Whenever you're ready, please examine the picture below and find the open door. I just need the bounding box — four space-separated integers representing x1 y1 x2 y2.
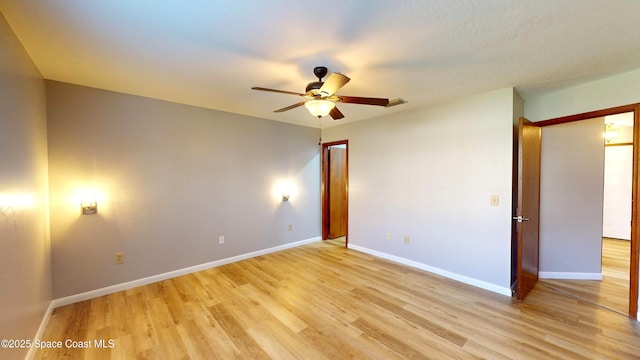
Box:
321 140 348 245
515 117 542 301
328 146 347 239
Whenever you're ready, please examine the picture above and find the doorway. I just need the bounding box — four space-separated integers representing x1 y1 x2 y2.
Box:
540 113 632 315
321 140 348 247
534 105 639 318
601 113 634 313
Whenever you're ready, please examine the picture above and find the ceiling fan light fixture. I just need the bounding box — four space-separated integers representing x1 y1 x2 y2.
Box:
305 100 335 118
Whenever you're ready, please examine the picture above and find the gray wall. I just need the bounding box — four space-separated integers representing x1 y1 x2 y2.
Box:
0 12 52 360
539 118 605 276
323 88 517 293
46 81 321 298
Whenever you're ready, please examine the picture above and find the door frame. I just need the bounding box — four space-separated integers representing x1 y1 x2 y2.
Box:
535 103 640 319
321 140 349 246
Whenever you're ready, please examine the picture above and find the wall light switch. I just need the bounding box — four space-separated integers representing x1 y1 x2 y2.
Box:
490 195 499 207
386 232 392 240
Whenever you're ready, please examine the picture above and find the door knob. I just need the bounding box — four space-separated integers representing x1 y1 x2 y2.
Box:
512 215 531 222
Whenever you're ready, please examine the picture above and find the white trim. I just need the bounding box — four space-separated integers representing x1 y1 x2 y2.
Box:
52 237 320 308
25 301 55 360
348 244 512 297
538 271 603 280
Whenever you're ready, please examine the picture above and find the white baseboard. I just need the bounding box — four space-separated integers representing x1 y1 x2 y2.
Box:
52 236 320 308
25 301 55 360
538 272 603 280
348 244 512 297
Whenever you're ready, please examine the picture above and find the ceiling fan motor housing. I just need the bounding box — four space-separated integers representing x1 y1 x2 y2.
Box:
306 66 328 95
305 81 323 94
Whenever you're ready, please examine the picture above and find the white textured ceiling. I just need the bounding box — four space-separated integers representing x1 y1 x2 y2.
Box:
2 0 640 128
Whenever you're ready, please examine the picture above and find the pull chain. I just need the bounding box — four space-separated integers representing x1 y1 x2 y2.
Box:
318 115 322 145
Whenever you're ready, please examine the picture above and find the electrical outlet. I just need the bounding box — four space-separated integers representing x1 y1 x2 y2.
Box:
288 224 293 231
114 252 124 264
386 232 392 240
219 236 225 244
403 236 410 245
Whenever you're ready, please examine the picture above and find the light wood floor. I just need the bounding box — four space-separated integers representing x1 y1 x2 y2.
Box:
327 236 346 247
35 240 640 359
541 238 631 315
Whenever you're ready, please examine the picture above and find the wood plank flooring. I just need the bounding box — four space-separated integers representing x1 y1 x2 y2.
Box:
34 240 640 359
541 238 631 315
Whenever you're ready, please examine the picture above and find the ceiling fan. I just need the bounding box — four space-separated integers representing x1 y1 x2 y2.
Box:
252 66 405 120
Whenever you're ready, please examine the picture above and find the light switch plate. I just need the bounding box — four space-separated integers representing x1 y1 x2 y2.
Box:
490 195 499 206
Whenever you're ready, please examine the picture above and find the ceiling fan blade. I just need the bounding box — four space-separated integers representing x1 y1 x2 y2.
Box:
329 106 345 120
319 73 350 96
252 87 307 97
337 95 389 106
274 101 307 113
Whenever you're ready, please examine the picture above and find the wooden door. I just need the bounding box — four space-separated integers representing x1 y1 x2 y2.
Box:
328 146 347 239
515 117 542 301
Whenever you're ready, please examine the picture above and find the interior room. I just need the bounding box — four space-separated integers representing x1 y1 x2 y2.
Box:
1 1 640 359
